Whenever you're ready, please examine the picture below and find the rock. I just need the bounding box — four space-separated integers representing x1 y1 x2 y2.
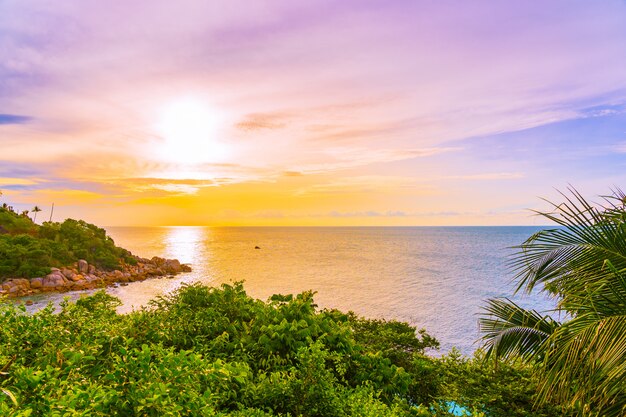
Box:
61 268 75 280
163 259 182 273
14 278 30 287
1 254 191 298
3 279 30 297
255 246 261 249
78 259 89 274
73 280 87 289
43 272 66 291
25 300 34 306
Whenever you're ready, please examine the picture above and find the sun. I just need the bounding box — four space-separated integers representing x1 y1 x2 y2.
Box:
154 98 227 165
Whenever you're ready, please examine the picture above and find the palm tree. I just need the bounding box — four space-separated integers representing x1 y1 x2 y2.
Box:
480 188 626 416
31 205 42 222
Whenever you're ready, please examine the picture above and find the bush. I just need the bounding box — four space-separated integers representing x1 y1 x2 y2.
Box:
0 283 565 416
0 207 136 279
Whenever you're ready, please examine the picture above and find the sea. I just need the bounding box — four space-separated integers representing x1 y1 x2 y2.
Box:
16 226 557 355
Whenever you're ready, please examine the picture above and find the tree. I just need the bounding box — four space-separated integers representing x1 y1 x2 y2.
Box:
31 205 42 222
479 188 626 416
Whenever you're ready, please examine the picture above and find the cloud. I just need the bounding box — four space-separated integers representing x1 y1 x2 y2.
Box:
235 112 288 131
119 177 217 195
282 171 303 177
443 172 525 181
295 146 461 174
0 114 32 124
296 175 434 195
327 210 407 218
580 104 626 118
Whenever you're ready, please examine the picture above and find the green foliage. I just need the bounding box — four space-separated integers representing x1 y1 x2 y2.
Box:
348 314 441 405
480 188 626 416
0 207 37 235
0 283 556 416
0 206 136 279
435 349 570 417
37 218 135 270
0 234 53 278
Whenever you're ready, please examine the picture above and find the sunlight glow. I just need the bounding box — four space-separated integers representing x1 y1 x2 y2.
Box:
164 226 205 265
155 99 228 165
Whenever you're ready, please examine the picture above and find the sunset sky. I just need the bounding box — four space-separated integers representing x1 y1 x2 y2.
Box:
1 1 626 226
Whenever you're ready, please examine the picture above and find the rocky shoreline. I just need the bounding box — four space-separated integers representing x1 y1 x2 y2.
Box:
0 256 191 298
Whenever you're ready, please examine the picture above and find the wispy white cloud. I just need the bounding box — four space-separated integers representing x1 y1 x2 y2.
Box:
295 175 434 196
442 172 525 181
294 146 461 174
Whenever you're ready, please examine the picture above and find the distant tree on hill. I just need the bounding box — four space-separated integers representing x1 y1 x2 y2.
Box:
31 206 42 222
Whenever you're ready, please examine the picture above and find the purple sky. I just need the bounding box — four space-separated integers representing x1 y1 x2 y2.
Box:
1 1 626 225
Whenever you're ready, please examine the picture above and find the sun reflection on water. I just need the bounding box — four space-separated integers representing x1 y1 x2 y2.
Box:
163 226 205 266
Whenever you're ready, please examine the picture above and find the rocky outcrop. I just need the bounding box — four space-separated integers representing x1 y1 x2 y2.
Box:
0 256 191 298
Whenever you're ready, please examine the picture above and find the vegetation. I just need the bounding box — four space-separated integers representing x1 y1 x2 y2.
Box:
0 203 136 280
30 206 42 223
480 188 626 416
0 283 566 416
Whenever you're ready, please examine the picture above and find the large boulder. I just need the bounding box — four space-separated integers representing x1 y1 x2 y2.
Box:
77 259 89 274
163 259 182 273
2 279 31 296
30 277 43 289
43 272 66 291
61 268 75 280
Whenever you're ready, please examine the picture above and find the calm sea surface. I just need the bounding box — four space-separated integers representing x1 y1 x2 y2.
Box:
20 226 556 355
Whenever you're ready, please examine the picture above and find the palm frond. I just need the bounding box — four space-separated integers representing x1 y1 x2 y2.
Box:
511 187 626 297
479 298 560 361
481 188 626 416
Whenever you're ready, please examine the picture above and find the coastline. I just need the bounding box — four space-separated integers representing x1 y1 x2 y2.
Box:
0 256 191 299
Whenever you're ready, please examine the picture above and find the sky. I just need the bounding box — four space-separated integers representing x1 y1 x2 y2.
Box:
1 0 626 226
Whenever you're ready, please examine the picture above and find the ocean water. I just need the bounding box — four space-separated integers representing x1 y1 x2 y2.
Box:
19 226 556 355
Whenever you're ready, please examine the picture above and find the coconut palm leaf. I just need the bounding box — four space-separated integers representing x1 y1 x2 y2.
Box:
479 298 560 361
480 188 626 416
536 265 626 413
511 188 626 299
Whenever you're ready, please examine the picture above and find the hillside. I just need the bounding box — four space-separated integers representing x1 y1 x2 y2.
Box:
0 204 190 297
0 205 137 280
